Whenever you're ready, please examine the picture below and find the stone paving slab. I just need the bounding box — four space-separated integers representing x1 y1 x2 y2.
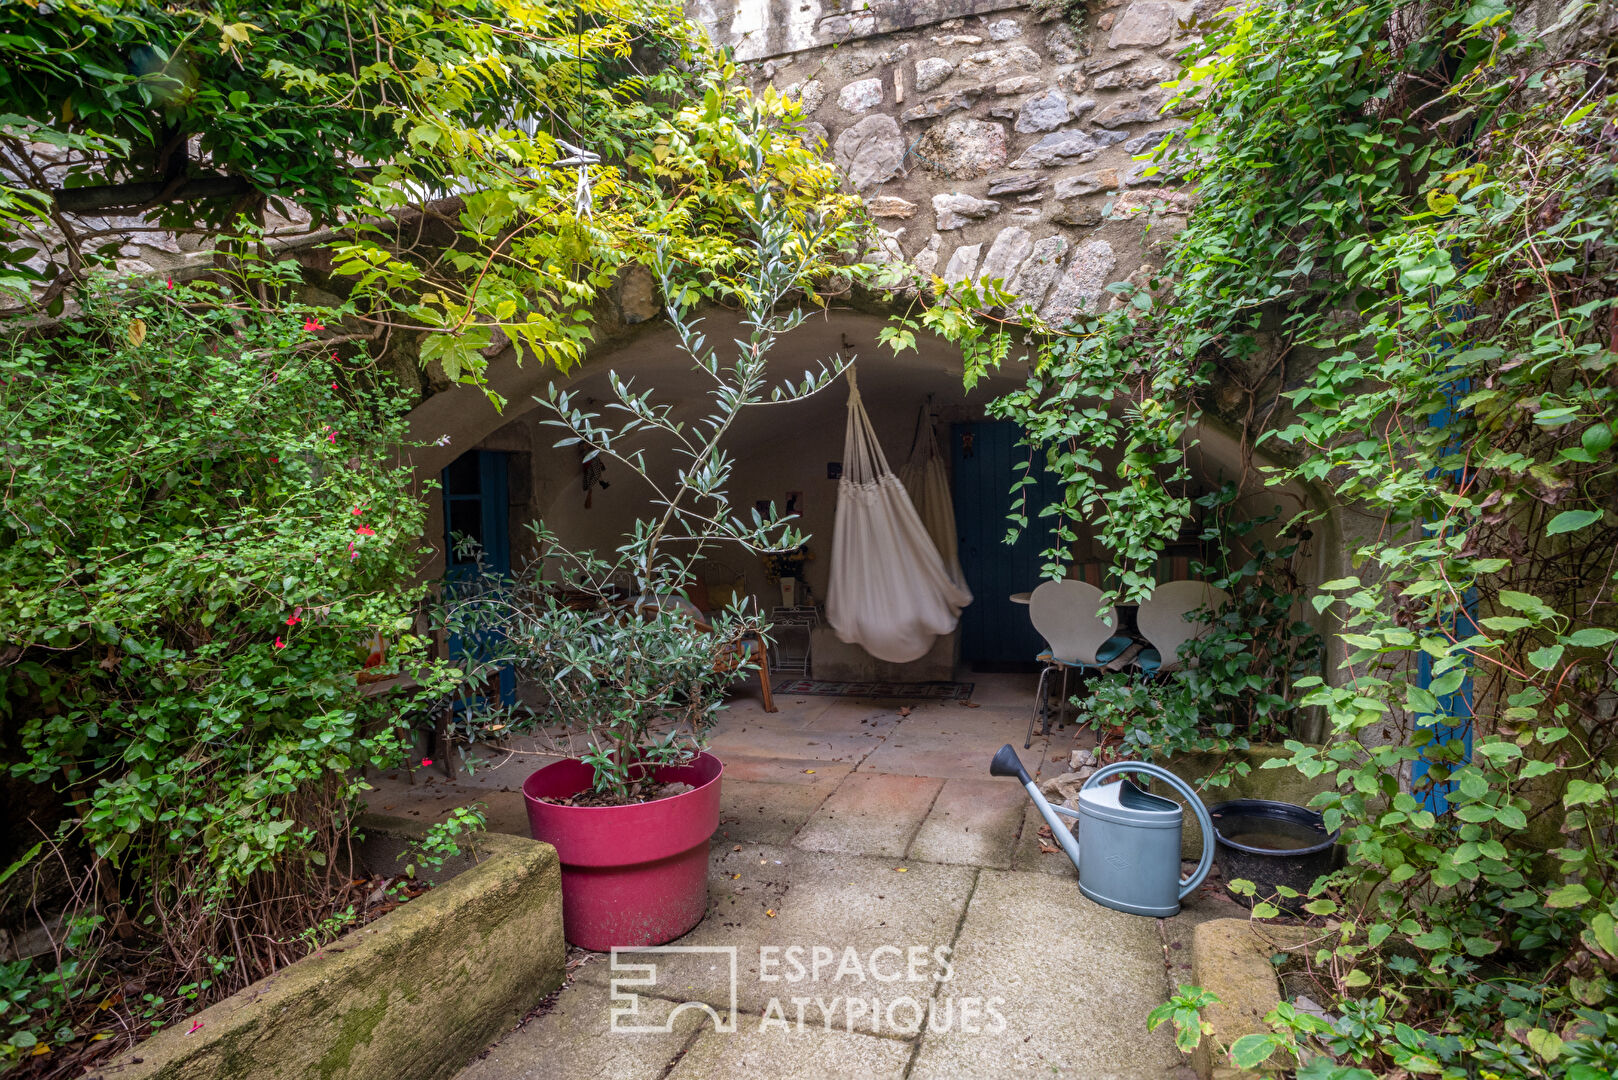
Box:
792 772 944 857
801 700 909 734
718 754 854 785
719 777 838 846
575 845 977 1038
906 778 1026 869
457 986 702 1080
908 869 1181 1079
1010 802 1078 878
666 1022 912 1079
707 720 886 764
958 672 1042 708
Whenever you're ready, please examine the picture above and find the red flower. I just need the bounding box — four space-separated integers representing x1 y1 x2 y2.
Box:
331 382 338 390
326 431 336 444
421 758 434 767
274 637 286 649
304 317 325 333
285 614 301 627
269 455 279 463
166 278 174 290
351 506 364 516
355 526 376 536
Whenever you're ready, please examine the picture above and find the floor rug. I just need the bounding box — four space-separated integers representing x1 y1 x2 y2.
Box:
772 679 975 702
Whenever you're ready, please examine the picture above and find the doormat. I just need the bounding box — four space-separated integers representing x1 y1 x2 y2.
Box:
772 679 975 702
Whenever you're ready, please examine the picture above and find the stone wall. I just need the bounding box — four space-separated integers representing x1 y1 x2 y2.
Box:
711 0 1202 320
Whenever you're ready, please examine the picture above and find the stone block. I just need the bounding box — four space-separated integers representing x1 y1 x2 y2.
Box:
838 77 884 114
1188 920 1314 1078
866 195 918 218
834 114 905 190
1109 1 1177 48
1040 238 1117 324
978 225 1034 285
986 174 1045 196
988 18 1024 41
95 826 565 1080
1007 234 1069 307
901 89 979 123
914 57 956 92
933 192 1001 231
917 119 1008 179
1009 127 1129 168
942 242 983 283
1014 87 1071 133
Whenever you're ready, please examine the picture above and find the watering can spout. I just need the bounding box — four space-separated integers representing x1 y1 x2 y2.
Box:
990 744 1083 870
989 743 1030 782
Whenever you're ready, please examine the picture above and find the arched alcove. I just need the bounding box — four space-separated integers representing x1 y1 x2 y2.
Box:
404 305 1341 681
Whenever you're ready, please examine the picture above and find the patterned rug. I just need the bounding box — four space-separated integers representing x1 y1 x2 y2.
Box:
773 679 975 702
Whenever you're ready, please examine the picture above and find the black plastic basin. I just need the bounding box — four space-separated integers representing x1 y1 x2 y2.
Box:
1209 799 1339 912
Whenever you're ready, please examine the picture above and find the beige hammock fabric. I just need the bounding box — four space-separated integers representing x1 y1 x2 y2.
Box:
897 405 971 594
826 372 972 663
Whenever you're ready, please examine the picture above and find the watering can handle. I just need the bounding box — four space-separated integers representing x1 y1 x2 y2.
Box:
1082 761 1214 901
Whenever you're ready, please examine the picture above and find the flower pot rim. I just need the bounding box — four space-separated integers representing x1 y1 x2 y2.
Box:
522 751 723 812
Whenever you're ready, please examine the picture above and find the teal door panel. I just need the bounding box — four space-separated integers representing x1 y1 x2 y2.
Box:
952 422 1064 665
441 450 514 705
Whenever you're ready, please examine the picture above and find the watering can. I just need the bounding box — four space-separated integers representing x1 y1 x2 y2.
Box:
991 744 1214 917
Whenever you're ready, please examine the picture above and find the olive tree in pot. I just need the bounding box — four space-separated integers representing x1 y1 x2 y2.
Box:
444 188 854 951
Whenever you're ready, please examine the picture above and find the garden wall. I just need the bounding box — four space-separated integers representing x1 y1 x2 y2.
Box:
705 0 1206 320
90 819 565 1080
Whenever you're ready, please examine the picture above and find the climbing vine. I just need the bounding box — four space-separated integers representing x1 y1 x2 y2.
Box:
899 0 1618 1073
0 0 861 394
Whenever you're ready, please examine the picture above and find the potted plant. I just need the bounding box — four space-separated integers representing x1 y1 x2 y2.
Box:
442 189 856 950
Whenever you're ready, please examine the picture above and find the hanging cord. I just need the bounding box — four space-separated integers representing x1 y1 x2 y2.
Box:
905 395 937 461
546 6 597 219
842 367 898 484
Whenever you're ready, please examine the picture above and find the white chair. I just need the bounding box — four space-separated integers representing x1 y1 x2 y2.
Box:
1025 580 1133 748
1136 581 1231 675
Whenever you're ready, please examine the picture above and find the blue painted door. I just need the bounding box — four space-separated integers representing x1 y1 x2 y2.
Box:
952 421 1065 666
441 450 514 704
1413 365 1476 813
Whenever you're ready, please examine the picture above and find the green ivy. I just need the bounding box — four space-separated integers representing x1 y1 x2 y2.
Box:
899 0 1618 1072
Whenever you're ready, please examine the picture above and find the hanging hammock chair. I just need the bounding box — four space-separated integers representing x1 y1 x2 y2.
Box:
897 404 971 594
826 370 972 663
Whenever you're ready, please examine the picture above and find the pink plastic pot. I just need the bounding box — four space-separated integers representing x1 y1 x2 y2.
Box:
521 753 722 951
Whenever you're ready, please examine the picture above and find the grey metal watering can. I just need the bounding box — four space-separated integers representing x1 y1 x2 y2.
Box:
991 744 1214 917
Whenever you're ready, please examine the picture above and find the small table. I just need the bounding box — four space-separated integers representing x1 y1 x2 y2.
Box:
769 606 819 676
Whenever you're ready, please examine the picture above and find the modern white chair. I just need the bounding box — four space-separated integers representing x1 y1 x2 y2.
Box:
1025 579 1133 748
1136 580 1231 676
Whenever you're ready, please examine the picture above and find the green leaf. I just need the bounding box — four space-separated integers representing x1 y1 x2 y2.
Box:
1229 1034 1280 1070
1567 628 1618 647
1545 883 1592 908
1564 780 1608 808
1546 509 1602 535
1528 644 1564 670
1525 1027 1564 1061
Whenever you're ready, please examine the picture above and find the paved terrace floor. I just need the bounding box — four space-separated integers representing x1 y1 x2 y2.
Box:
366 672 1242 1080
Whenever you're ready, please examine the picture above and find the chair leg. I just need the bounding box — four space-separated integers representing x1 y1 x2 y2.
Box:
754 637 777 713
1026 665 1051 749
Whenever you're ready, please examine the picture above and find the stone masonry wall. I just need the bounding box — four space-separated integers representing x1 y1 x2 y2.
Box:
709 0 1205 320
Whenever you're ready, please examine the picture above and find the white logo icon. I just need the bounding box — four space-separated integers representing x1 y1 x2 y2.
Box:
609 946 738 1034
